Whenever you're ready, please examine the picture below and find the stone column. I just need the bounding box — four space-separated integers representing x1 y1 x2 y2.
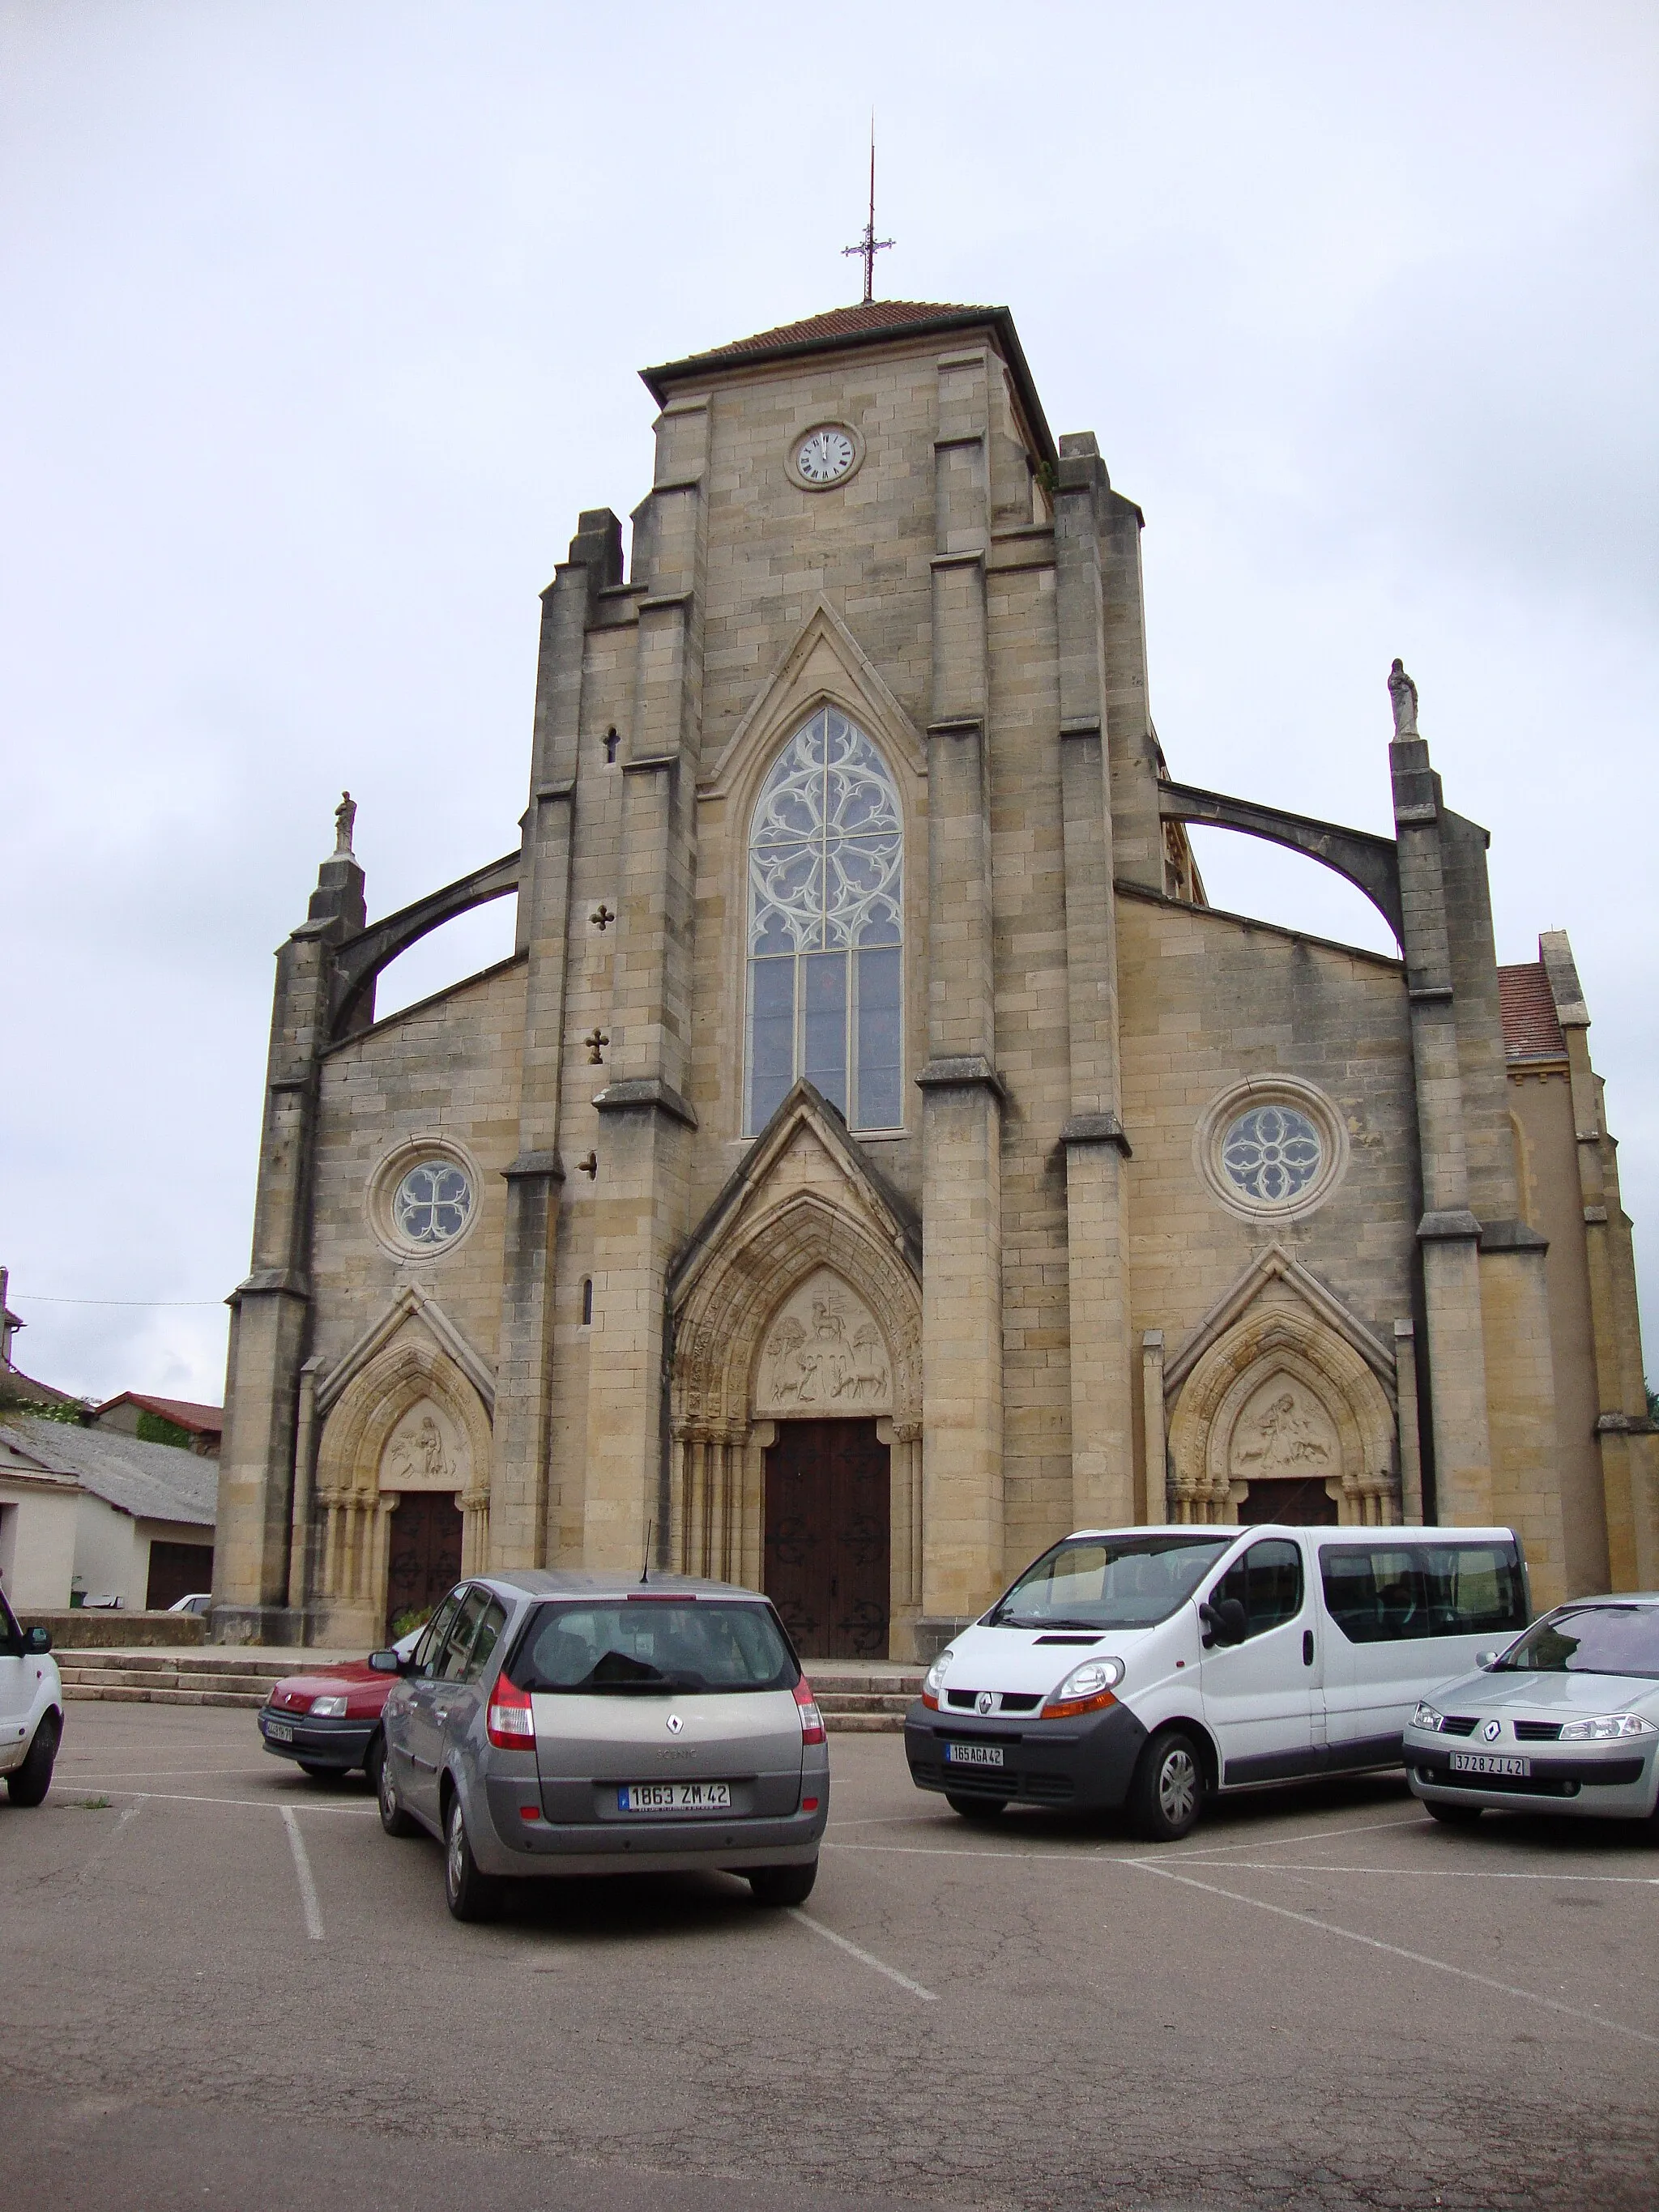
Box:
919 345 1004 1642
583 399 709 1572
1387 665 1492 1524
491 510 622 1570
1394 1321 1424 1525
213 819 365 1643
1053 433 1136 1533
1141 1332 1167 1520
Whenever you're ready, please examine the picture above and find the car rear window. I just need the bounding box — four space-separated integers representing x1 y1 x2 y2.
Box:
1319 1542 1527 1643
509 1600 799 1694
1494 1605 1659 1679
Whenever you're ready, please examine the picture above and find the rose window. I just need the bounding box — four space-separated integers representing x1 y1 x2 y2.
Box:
392 1161 473 1247
1220 1106 1324 1205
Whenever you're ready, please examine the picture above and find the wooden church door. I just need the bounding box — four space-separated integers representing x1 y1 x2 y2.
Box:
763 1419 890 1659
386 1490 463 1635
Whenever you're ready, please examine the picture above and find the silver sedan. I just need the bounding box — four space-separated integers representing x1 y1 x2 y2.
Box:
1405 1594 1659 1830
373 1571 829 1920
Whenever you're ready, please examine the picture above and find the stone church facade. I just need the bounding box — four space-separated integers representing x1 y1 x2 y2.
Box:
213 300 1657 1656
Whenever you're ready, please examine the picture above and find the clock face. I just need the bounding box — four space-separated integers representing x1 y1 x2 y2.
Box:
795 427 856 485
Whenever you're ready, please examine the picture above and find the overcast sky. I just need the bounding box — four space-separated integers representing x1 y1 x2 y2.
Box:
2 1 1654 1404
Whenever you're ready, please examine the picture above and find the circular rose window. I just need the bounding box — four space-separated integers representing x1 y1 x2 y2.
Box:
392 1160 472 1247
1196 1080 1346 1223
1220 1104 1323 1206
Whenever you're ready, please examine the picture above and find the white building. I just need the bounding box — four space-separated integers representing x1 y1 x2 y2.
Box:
0 1417 216 1612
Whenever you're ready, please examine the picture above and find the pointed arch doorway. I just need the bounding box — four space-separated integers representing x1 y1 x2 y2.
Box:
764 1418 891 1658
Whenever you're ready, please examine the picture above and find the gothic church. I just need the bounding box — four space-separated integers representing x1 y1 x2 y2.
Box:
215 300 1656 1657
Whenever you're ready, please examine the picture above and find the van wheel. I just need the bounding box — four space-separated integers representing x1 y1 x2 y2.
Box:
6 1711 59 1807
1128 1728 1204 1842
1423 1798 1482 1827
443 1795 500 1922
945 1794 1006 1822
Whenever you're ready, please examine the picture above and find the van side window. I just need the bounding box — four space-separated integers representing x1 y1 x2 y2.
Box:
1213 1538 1303 1638
1320 1543 1526 1643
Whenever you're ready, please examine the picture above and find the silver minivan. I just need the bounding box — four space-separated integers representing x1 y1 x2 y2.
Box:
375 1571 829 1919
905 1523 1528 1839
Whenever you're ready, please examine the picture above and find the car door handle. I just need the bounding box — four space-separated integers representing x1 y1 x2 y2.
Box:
1303 1630 1315 1667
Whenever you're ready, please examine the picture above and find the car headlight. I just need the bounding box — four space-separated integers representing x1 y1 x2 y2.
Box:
1042 1656 1125 1720
308 1694 349 1718
921 1651 953 1710
1558 1713 1658 1741
1410 1703 1444 1733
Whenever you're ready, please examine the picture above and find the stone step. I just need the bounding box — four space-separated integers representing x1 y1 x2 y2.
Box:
815 1691 913 1715
62 1685 269 1709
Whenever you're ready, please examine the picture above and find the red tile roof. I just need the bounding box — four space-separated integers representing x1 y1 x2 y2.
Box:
1498 963 1567 1063
640 300 1057 467
94 1391 223 1436
697 300 995 358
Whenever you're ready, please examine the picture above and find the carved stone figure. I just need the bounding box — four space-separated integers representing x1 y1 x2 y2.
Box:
334 789 357 857
1387 658 1418 739
755 1270 892 1417
1232 1387 1333 1477
386 1409 452 1488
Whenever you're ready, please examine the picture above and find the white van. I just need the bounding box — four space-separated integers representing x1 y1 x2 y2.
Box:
903 1524 1528 1839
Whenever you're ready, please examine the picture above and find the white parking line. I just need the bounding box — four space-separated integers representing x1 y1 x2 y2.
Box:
50 1788 375 1816
1175 1859 1659 1886
787 1910 937 2001
281 1807 325 1941
1127 1861 1659 2048
1169 1814 1427 1856
73 1801 141 1885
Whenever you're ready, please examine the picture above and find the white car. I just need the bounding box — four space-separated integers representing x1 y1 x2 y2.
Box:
1405 1595 1659 1828
0 1588 62 1805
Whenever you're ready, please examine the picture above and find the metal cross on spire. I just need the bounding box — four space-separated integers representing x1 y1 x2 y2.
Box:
842 120 893 304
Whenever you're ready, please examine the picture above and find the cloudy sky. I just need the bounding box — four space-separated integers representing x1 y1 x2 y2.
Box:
2 1 1655 1403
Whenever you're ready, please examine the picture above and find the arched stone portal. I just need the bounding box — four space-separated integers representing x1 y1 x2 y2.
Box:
668 1086 923 1654
310 1327 493 1644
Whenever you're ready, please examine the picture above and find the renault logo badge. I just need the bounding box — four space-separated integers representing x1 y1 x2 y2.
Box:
1482 1719 1501 1743
667 1714 684 1734
977 1691 995 1715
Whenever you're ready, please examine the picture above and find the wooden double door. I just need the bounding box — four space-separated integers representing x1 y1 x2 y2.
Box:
386 1490 463 1635
764 1418 890 1660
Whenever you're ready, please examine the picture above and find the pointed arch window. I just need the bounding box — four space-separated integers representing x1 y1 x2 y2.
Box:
745 708 903 1134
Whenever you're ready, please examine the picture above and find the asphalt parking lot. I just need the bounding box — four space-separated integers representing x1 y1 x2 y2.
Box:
2 1703 1657 2212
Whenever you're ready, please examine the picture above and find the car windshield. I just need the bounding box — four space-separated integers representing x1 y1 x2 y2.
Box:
1493 1605 1659 1680
510 1600 799 1694
987 1535 1235 1631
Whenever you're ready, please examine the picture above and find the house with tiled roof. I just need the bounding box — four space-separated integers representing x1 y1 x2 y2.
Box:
213 293 1653 1652
0 1417 215 1611
91 1392 223 1458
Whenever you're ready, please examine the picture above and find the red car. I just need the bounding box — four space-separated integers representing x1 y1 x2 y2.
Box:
257 1624 422 1787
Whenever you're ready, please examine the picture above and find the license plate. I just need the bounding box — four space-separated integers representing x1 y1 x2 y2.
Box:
266 1719 294 1744
945 1742 1004 1768
616 1781 731 1812
1448 1750 1530 1777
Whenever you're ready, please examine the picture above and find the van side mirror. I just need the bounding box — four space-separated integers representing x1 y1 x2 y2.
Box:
367 1648 403 1673
1473 1650 1498 1670
25 1626 52 1656
1200 1598 1247 1649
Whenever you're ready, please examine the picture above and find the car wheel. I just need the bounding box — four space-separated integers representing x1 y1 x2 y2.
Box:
444 1793 500 1922
370 1737 418 1838
1423 1798 1483 1827
945 1793 1006 1822
1128 1727 1204 1843
6 1711 60 1807
747 1860 817 1907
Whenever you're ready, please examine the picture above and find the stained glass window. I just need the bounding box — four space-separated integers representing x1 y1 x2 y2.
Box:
1221 1105 1323 1205
393 1160 473 1246
745 710 903 1133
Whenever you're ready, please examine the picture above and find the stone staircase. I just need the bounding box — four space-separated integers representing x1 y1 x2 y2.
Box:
56 1649 923 1732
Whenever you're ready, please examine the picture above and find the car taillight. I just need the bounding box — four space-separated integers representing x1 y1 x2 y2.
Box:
795 1677 826 1747
487 1673 535 1750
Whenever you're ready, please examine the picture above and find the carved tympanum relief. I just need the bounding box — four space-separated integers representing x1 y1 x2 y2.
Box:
1228 1378 1337 1481
378 1399 464 1493
754 1269 892 1417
